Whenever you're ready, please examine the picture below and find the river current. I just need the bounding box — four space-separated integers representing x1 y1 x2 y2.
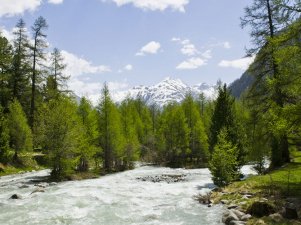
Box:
0 165 252 225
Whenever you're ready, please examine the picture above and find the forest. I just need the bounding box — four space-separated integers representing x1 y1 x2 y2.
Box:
0 0 300 190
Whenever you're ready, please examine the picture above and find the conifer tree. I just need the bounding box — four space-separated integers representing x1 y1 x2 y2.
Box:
0 34 13 109
97 83 125 172
10 19 31 109
29 16 48 128
77 97 99 171
37 97 79 178
182 93 208 165
8 99 32 162
0 106 10 163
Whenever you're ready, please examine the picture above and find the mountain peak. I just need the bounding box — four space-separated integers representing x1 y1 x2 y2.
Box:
113 77 217 107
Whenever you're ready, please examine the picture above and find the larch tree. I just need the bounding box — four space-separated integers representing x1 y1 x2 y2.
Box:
29 16 48 128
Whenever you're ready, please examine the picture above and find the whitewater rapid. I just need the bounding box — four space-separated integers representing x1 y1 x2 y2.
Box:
0 166 227 225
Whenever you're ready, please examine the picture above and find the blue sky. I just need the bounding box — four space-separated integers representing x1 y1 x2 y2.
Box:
0 0 254 102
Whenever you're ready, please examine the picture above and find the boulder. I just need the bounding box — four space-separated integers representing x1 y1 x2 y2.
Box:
10 194 22 199
31 187 45 194
284 203 298 219
222 210 239 225
247 201 275 217
241 214 252 221
221 199 229 205
231 209 246 220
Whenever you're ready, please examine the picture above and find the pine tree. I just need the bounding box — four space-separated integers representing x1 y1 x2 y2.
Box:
0 106 10 163
0 34 13 109
77 97 99 171
209 84 245 166
182 93 208 165
158 103 189 167
10 19 31 109
8 99 32 162
119 98 140 169
29 16 48 128
209 128 239 187
97 83 125 172
37 97 80 178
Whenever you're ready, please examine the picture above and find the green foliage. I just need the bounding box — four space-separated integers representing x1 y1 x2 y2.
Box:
0 34 13 109
76 97 99 171
97 84 125 172
8 99 32 161
157 103 189 167
182 93 209 165
209 129 239 187
37 97 80 178
0 106 10 163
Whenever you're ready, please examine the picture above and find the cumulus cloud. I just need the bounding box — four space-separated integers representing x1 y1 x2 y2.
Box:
172 38 200 56
104 0 189 12
136 41 161 56
0 27 14 42
218 56 255 70
0 0 42 17
48 0 64 4
176 57 207 70
61 50 111 77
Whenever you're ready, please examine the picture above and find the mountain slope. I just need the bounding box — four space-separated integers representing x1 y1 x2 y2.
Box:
114 77 217 107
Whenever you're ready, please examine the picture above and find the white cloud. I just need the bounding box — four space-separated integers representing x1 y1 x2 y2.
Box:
223 41 231 49
176 57 207 70
201 50 212 59
105 0 189 12
171 37 181 42
180 40 199 56
218 56 255 70
136 41 161 56
48 0 64 4
124 64 133 71
61 50 111 77
0 27 14 42
0 0 42 17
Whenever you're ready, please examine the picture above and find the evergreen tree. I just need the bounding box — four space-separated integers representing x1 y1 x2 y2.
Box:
37 97 79 178
29 16 48 128
209 128 239 187
0 106 10 163
8 99 32 162
209 84 245 166
10 19 31 109
182 93 208 165
119 98 140 169
158 103 189 167
97 83 125 172
0 34 13 109
77 97 99 172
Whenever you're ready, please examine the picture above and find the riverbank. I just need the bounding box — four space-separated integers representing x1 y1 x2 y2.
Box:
210 151 301 225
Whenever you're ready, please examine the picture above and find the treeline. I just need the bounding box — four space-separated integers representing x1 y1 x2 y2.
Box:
1 1 301 184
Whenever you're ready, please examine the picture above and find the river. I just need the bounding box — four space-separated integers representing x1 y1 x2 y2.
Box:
0 165 254 225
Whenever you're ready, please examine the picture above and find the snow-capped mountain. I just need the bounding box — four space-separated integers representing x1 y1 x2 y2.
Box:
114 77 217 107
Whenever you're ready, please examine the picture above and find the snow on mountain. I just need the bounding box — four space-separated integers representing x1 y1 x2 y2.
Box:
112 77 217 107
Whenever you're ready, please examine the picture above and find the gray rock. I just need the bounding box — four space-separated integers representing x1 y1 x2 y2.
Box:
247 201 275 217
284 203 298 219
31 187 45 194
269 213 283 222
241 214 252 221
222 210 239 225
231 209 246 220
10 194 22 199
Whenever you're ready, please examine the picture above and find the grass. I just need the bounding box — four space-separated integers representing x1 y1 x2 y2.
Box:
211 150 301 225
